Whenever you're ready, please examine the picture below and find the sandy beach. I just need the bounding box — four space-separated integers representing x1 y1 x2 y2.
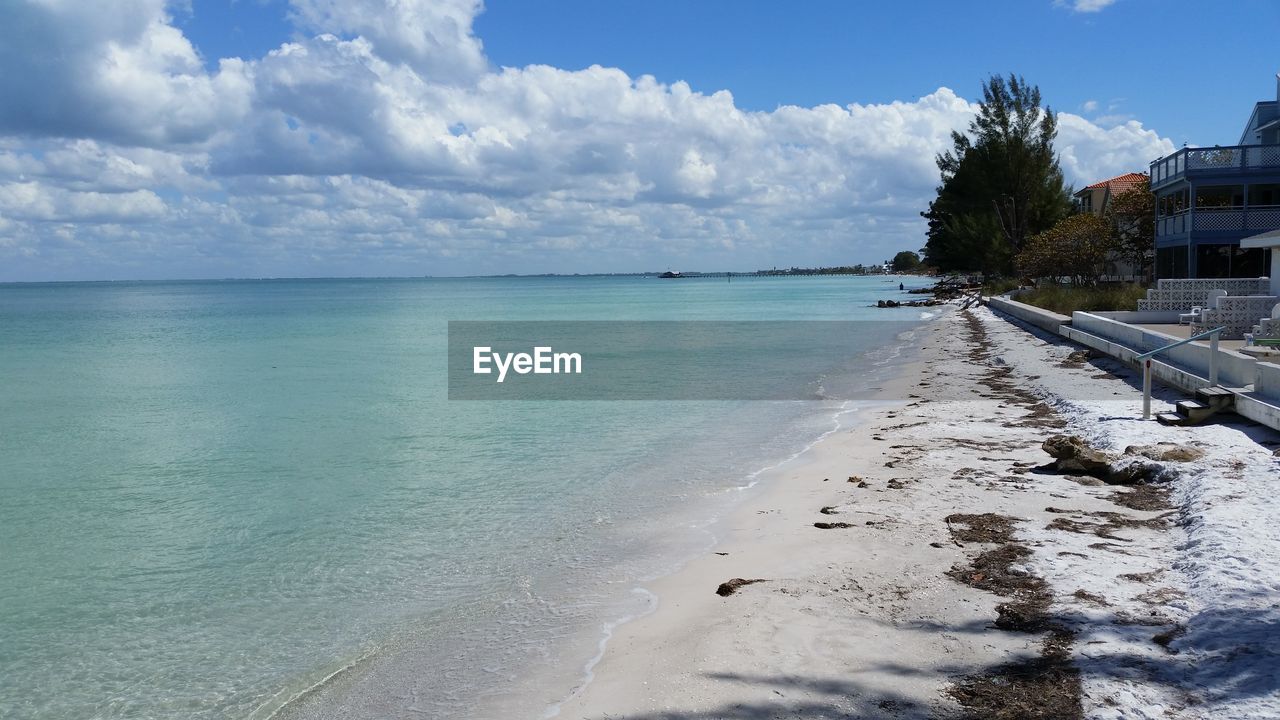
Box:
552 306 1280 719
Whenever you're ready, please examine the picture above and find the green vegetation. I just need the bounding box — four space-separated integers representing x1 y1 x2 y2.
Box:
1015 283 1148 315
755 265 882 276
1105 178 1155 280
922 75 1071 276
982 278 1022 296
1017 213 1115 285
1015 176 1156 286
891 250 922 272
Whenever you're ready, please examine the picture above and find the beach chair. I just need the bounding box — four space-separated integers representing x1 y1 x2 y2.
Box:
1190 289 1227 332
1250 303 1280 341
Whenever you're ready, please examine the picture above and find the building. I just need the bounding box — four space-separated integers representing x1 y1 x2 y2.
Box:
1149 73 1280 279
1073 171 1147 216
1073 171 1149 280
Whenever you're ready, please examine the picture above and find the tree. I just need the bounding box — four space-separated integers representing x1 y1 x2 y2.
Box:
923 75 1072 275
1104 178 1155 281
1016 213 1116 285
891 250 922 272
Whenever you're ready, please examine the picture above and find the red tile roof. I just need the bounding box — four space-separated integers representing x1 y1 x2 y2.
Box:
1083 172 1148 194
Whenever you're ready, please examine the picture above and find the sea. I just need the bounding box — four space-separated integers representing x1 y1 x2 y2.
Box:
0 275 937 719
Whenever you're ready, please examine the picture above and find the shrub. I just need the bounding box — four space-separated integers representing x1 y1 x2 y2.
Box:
1017 214 1116 285
1016 283 1148 315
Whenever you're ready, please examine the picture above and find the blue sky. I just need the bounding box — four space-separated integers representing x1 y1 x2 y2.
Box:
481 0 1277 147
0 0 1275 280
177 0 1279 147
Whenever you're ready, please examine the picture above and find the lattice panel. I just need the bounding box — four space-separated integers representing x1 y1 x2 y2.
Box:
1142 280 1272 315
1193 210 1245 232
1155 279 1270 294
1247 209 1280 230
1254 318 1280 340
1187 148 1243 169
1194 296 1280 339
1246 145 1280 168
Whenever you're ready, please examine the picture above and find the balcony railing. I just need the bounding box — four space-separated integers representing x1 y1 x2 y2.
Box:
1150 144 1280 188
1155 206 1280 237
1156 211 1189 237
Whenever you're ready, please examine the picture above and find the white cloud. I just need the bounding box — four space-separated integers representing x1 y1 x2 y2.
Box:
1056 114 1173 184
1082 99 1099 113
0 1 252 146
1060 0 1119 12
0 181 168 223
0 0 1175 280
287 0 486 83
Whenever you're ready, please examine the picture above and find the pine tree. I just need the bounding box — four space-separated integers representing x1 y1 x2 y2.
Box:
922 75 1071 275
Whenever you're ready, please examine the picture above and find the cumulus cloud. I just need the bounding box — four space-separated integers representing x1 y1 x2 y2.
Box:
287 0 487 83
0 0 1174 280
0 181 167 223
0 0 252 146
1056 114 1172 184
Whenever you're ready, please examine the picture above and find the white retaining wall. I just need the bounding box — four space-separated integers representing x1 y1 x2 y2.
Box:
1255 362 1280 398
1094 311 1182 325
986 299 1280 429
988 295 1071 335
1235 363 1280 428
1068 312 1257 389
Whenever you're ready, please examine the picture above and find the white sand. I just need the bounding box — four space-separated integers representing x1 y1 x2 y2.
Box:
551 308 1085 718
552 305 1280 720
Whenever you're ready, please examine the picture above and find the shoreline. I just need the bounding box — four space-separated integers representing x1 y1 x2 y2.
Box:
539 375 928 718
550 308 1011 718
529 316 942 717
551 306 1280 719
271 303 1279 719
267 306 939 720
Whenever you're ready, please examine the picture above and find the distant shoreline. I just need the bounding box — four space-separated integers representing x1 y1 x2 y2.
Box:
0 271 929 286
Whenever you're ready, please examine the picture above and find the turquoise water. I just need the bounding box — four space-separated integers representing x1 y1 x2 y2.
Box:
0 276 932 719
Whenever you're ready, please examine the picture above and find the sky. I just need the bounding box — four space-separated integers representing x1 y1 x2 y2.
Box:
0 0 1276 281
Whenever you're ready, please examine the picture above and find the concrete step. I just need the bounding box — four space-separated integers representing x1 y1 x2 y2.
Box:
1176 398 1224 425
1177 399 1210 412
1196 386 1236 411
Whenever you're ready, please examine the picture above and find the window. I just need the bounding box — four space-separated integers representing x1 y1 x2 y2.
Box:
1195 185 1244 208
1248 183 1280 207
1157 187 1189 216
1157 246 1189 278
1195 244 1232 278
1193 244 1270 278
1232 247 1270 278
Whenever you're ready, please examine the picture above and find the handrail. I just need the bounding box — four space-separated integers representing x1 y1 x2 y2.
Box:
1153 143 1278 162
1138 326 1226 419
1136 326 1226 360
1151 143 1280 186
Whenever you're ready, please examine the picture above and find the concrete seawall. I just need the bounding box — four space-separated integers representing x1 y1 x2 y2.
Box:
987 294 1280 432
987 295 1071 335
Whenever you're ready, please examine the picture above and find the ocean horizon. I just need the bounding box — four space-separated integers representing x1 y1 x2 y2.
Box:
0 274 933 719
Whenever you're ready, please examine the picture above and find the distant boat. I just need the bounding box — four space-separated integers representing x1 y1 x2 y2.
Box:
658 271 683 279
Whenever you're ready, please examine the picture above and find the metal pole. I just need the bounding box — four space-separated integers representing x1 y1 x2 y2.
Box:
1209 330 1220 386
1143 359 1152 419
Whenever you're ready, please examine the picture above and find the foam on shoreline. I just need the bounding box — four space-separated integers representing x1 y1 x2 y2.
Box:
533 318 942 718
266 310 944 720
499 314 946 719
552 306 1280 719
